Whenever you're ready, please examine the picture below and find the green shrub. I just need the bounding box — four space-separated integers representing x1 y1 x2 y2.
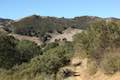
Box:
31 45 73 75
74 21 120 74
100 51 120 74
43 42 59 52
74 21 120 60
0 33 42 69
0 33 20 69
16 40 42 62
74 21 103 59
3 43 74 80
20 44 73 80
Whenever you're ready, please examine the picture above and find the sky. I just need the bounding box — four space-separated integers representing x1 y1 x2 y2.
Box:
0 0 119 19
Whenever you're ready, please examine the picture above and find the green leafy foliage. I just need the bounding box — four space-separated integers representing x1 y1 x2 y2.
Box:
43 42 59 52
31 44 73 75
74 21 120 74
0 42 73 80
0 33 20 69
16 40 42 62
0 33 42 69
74 21 120 59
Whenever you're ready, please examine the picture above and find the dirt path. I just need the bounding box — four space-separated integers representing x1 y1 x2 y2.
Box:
64 56 120 80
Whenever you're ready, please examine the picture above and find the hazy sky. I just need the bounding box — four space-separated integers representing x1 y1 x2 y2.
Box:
0 0 119 19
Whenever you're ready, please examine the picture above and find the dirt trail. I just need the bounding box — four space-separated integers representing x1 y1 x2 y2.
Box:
64 56 120 80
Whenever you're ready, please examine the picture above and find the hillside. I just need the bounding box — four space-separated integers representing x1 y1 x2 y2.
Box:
9 15 103 41
0 16 120 80
49 27 83 42
0 18 13 26
1 15 120 43
9 34 42 45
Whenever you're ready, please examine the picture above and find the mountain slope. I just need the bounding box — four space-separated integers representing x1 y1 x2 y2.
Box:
1 15 120 42
9 15 103 41
0 18 13 27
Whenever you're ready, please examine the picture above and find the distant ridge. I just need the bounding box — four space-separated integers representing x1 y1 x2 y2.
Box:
1 15 120 42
